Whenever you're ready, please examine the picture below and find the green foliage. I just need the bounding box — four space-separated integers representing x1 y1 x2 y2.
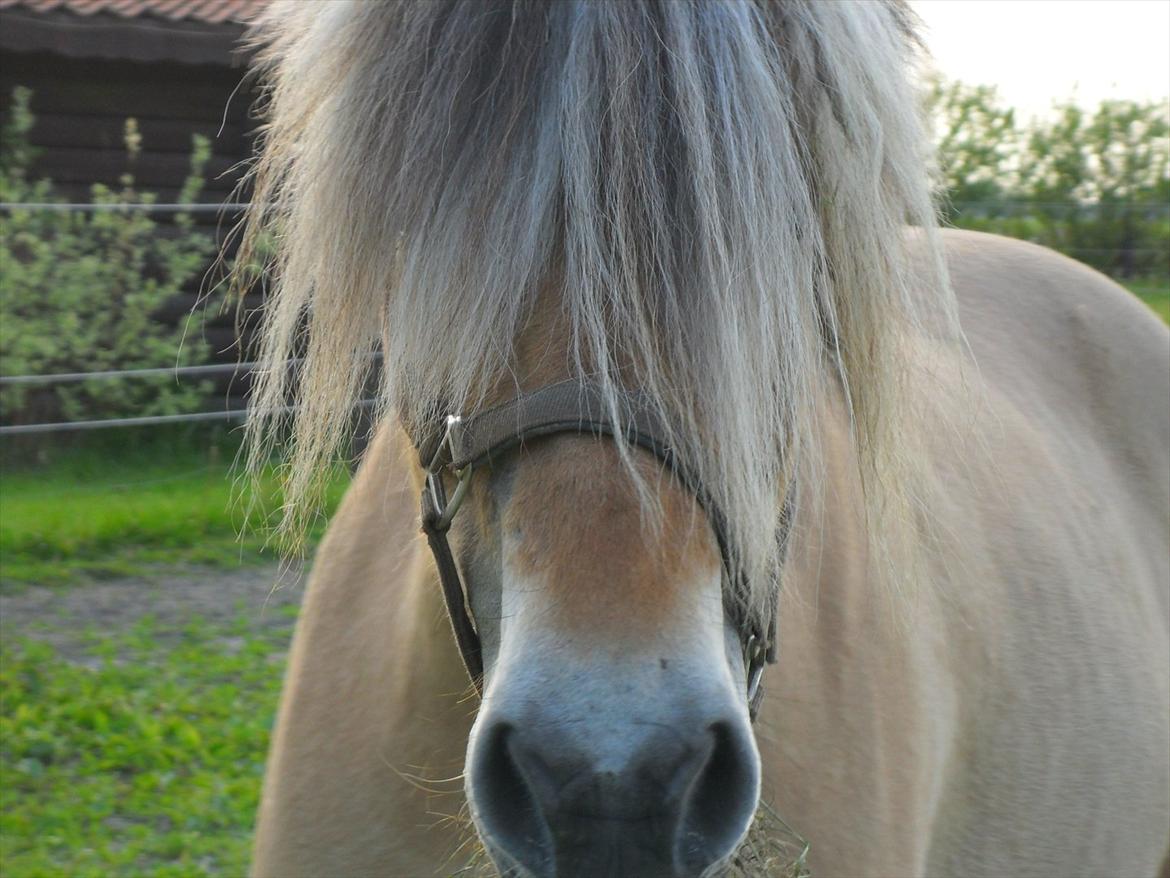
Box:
929 80 1019 208
929 80 1170 279
0 87 218 425
0 616 293 876
0 430 350 589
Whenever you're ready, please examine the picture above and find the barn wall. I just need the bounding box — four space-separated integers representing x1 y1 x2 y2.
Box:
1 47 263 395
0 51 255 205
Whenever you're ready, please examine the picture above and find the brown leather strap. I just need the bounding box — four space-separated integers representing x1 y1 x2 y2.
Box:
421 380 669 473
421 480 484 690
417 380 787 717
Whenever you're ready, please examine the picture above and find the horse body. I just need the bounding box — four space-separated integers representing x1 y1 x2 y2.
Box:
251 230 1170 877
761 232 1170 878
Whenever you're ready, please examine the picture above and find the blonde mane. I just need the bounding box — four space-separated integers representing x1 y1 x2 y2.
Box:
238 0 959 617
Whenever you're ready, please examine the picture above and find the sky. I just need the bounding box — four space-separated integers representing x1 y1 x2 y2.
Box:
910 0 1170 120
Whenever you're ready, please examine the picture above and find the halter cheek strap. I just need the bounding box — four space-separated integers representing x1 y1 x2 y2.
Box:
416 379 786 720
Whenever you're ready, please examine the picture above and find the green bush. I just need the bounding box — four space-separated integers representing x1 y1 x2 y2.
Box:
0 87 218 426
929 80 1170 279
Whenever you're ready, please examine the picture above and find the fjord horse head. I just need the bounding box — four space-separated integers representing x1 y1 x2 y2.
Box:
416 299 769 874
241 1 952 874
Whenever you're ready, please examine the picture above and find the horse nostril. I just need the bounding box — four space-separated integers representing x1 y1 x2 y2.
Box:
674 721 761 875
467 721 555 877
469 711 760 878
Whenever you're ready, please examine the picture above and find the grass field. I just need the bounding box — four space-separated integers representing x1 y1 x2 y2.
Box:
1128 276 1170 324
0 431 340 876
0 431 348 589
0 278 1166 877
1 610 295 877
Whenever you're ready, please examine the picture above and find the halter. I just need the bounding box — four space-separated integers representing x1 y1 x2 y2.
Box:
415 379 784 720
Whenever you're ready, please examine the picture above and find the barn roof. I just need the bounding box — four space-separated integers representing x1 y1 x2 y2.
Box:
0 0 268 64
0 0 264 25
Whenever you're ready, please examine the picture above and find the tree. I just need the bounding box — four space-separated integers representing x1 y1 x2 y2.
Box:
927 77 1170 278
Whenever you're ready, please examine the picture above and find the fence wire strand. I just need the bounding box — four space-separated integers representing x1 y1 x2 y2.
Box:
0 401 377 437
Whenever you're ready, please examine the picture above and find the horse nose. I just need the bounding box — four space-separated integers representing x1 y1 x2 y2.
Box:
468 713 759 878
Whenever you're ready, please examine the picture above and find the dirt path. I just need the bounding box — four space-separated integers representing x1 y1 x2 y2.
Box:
0 564 307 662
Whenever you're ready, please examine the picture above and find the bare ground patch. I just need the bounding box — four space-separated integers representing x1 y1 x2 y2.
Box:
0 564 306 663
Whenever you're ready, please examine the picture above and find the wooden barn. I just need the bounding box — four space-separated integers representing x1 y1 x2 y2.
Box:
0 0 269 387
0 0 264 204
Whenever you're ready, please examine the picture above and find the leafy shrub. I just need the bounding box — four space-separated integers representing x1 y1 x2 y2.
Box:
0 87 218 426
929 80 1170 279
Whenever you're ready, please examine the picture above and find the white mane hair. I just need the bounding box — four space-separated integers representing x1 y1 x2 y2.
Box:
239 0 959 615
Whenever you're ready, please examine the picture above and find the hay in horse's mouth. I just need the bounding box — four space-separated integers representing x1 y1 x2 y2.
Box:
726 802 811 878
449 801 810 878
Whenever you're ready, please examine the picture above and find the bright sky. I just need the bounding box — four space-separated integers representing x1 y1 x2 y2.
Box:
910 0 1170 120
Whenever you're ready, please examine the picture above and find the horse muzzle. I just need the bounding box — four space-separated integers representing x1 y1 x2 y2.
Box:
466 676 760 878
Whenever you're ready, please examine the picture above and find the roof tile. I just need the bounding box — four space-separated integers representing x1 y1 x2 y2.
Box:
0 0 266 23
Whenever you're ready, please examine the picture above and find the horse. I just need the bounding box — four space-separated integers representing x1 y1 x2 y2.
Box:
237 2 1170 876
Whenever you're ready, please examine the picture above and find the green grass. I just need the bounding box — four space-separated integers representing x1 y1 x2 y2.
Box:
1 465 264 586
1124 276 1170 324
1 613 295 877
0 433 349 589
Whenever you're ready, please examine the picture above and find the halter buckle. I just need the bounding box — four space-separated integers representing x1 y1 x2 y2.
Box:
744 632 767 709
425 415 473 532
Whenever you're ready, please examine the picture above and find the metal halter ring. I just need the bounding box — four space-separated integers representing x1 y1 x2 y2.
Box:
744 633 767 707
426 415 473 532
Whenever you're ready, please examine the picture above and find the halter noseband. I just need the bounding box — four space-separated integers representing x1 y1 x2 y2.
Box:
415 379 783 720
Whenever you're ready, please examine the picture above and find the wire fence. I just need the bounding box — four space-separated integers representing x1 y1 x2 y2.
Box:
1 361 261 435
3 200 1166 213
0 202 248 214
1 408 253 436
948 201 1170 211
0 402 377 437
0 358 381 436
0 361 262 386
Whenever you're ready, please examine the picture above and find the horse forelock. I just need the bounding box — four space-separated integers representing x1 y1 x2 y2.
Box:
238 0 960 616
